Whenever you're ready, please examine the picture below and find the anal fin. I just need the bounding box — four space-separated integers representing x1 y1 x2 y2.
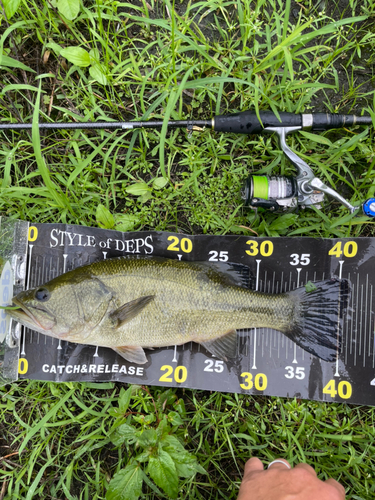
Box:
200 329 237 361
113 345 148 364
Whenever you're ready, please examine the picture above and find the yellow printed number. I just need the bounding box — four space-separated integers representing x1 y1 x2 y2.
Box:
323 379 352 400
167 236 193 253
18 358 28 375
240 372 268 391
245 240 273 257
159 365 187 384
28 226 38 242
328 241 357 258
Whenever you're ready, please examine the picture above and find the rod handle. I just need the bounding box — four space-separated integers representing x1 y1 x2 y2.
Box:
213 111 302 134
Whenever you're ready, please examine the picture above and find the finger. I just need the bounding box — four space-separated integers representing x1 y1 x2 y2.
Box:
325 478 346 499
267 459 291 470
294 462 317 477
244 457 264 476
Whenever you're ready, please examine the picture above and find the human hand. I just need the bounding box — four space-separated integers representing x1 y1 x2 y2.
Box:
237 457 345 500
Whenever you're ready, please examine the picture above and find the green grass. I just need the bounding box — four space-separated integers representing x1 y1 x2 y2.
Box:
1 0 375 498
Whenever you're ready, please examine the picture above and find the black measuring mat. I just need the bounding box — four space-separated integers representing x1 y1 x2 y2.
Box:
17 223 375 405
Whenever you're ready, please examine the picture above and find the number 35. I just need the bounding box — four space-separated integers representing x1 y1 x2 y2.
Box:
289 254 310 266
285 366 305 379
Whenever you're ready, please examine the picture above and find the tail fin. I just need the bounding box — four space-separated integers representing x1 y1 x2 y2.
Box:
285 278 351 362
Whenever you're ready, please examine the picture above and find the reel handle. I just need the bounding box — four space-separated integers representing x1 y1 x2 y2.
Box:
362 199 375 217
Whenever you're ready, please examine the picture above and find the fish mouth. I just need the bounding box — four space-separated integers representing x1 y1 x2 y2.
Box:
10 298 53 332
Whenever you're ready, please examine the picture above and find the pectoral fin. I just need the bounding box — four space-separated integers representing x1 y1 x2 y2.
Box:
200 329 237 361
113 345 148 364
110 295 154 328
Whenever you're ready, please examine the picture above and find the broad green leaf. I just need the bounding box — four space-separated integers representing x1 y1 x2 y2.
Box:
161 435 203 478
96 204 114 229
0 55 35 72
153 177 168 190
137 429 158 448
60 47 91 67
115 214 139 232
167 411 183 426
174 459 206 478
46 42 63 56
89 63 108 85
140 191 152 203
89 48 100 63
106 462 143 500
110 423 137 447
269 214 299 231
3 0 21 19
126 182 151 196
57 0 80 20
155 416 170 439
148 450 179 499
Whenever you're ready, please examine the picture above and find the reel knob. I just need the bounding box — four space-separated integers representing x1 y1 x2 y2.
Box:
362 198 375 217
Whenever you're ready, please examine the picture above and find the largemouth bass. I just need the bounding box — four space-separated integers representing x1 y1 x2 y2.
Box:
8 256 350 363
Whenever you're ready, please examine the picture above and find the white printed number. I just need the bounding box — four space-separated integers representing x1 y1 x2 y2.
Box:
209 250 229 262
204 360 224 373
285 366 305 379
289 254 310 266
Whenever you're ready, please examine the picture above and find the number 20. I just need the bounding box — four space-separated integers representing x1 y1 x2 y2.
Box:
167 236 192 253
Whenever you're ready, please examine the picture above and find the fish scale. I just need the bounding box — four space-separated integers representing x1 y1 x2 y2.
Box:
83 260 293 346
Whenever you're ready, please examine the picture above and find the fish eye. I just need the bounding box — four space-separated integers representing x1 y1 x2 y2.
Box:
34 287 50 302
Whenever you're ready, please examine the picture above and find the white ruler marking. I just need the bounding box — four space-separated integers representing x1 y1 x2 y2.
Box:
363 274 369 367
359 283 364 357
251 259 261 370
345 272 350 366
354 273 360 367
369 284 373 359
63 254 68 273
334 261 344 377
172 345 178 362
293 269 302 364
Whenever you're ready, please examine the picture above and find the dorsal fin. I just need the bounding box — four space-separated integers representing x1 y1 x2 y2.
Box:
192 261 253 289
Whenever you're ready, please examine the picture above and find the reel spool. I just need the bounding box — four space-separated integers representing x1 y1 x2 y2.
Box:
242 175 298 211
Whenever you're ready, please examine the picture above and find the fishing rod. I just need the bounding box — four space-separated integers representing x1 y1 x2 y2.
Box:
2 110 374 217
